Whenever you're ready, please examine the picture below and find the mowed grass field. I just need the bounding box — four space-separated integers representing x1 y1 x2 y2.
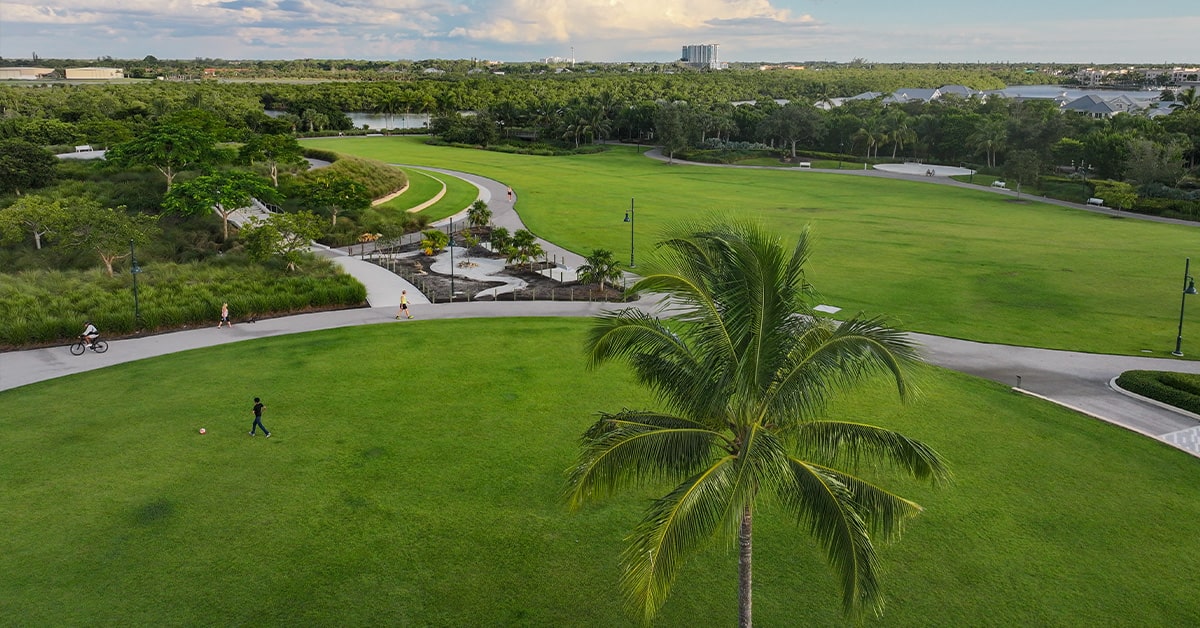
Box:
303 137 1200 357
364 166 480 226
3 319 1200 626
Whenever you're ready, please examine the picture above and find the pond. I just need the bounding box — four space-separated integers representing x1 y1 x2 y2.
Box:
265 110 432 130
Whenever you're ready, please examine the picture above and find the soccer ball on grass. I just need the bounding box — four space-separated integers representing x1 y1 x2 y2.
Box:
199 428 206 434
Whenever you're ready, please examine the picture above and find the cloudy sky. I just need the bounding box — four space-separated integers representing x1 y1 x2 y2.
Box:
0 0 1196 64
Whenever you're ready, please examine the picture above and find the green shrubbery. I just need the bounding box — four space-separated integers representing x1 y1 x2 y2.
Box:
0 256 366 348
290 155 407 200
1115 370 1200 414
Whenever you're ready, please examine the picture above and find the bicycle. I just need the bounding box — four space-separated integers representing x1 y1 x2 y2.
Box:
69 336 109 355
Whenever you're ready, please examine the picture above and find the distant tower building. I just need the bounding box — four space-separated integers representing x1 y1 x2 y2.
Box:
681 44 722 70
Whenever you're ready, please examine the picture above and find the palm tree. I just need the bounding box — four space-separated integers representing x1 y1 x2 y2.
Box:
467 200 491 230
1172 86 1199 112
576 248 623 291
885 111 916 159
567 218 948 626
852 117 885 160
968 118 1008 168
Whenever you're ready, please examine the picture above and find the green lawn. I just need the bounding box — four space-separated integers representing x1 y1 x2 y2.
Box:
381 166 479 222
3 319 1199 626
302 137 1200 357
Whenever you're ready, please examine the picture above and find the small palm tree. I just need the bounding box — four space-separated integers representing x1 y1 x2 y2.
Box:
567 217 948 626
489 226 511 255
419 228 449 255
576 248 623 291
468 200 491 230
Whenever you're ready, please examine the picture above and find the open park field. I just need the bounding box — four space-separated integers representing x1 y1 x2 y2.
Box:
2 320 1199 626
304 136 1200 358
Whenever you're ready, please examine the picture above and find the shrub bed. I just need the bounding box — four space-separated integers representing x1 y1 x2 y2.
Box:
423 137 606 156
1115 370 1200 414
0 256 366 349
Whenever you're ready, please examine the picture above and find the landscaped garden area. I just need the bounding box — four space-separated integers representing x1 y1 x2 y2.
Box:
305 136 1200 357
3 319 1199 625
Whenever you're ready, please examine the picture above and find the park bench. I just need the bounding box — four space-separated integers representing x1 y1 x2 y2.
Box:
798 162 811 169
990 180 1007 189
1086 197 1104 206
74 145 94 152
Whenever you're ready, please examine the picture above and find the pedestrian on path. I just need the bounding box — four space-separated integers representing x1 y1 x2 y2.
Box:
249 397 271 437
396 290 413 319
506 187 514 203
218 302 233 328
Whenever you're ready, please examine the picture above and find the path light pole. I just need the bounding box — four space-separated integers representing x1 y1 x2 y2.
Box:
839 141 844 169
623 197 635 268
129 239 143 329
448 217 455 299
1173 257 1197 356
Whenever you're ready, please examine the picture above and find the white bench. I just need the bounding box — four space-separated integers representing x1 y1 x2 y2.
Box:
798 162 811 169
74 145 94 152
990 180 1007 189
1086 197 1104 206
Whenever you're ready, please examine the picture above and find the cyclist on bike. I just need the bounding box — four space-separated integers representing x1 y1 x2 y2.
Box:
81 321 99 350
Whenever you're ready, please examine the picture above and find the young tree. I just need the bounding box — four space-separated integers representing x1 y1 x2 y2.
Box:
297 171 372 229
162 170 279 242
0 139 58 196
1003 149 1042 200
240 210 324 271
576 248 623 291
105 124 217 191
0 194 67 249
567 218 947 626
655 101 692 163
61 198 161 277
239 134 307 187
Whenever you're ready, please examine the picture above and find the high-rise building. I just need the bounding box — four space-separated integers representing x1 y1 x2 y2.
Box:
681 44 723 70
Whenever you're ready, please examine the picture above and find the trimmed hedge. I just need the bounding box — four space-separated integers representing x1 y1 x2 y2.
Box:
1115 370 1200 414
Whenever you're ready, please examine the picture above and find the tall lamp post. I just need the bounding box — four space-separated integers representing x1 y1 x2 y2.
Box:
838 141 844 169
448 217 455 299
1173 257 1197 356
129 239 143 329
623 197 635 268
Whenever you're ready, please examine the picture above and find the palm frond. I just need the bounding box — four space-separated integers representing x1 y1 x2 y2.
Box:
793 420 951 484
620 423 790 623
774 457 883 618
587 311 732 421
764 315 921 428
803 461 925 541
565 410 725 510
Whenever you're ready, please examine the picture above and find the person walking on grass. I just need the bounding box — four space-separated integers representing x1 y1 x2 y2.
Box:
249 397 270 437
396 290 413 319
217 302 233 328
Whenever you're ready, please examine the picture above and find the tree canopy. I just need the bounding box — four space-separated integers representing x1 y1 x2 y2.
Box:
568 217 948 625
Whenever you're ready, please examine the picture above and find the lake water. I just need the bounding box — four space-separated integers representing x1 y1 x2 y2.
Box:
265 110 431 130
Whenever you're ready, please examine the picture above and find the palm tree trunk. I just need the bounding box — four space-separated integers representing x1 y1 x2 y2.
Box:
738 505 753 628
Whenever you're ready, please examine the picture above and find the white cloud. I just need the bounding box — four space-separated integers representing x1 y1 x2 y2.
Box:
450 0 812 44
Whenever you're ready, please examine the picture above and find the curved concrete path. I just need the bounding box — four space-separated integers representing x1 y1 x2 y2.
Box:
9 145 1199 460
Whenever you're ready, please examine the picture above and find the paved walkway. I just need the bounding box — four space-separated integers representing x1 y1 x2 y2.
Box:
10 147 1200 459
